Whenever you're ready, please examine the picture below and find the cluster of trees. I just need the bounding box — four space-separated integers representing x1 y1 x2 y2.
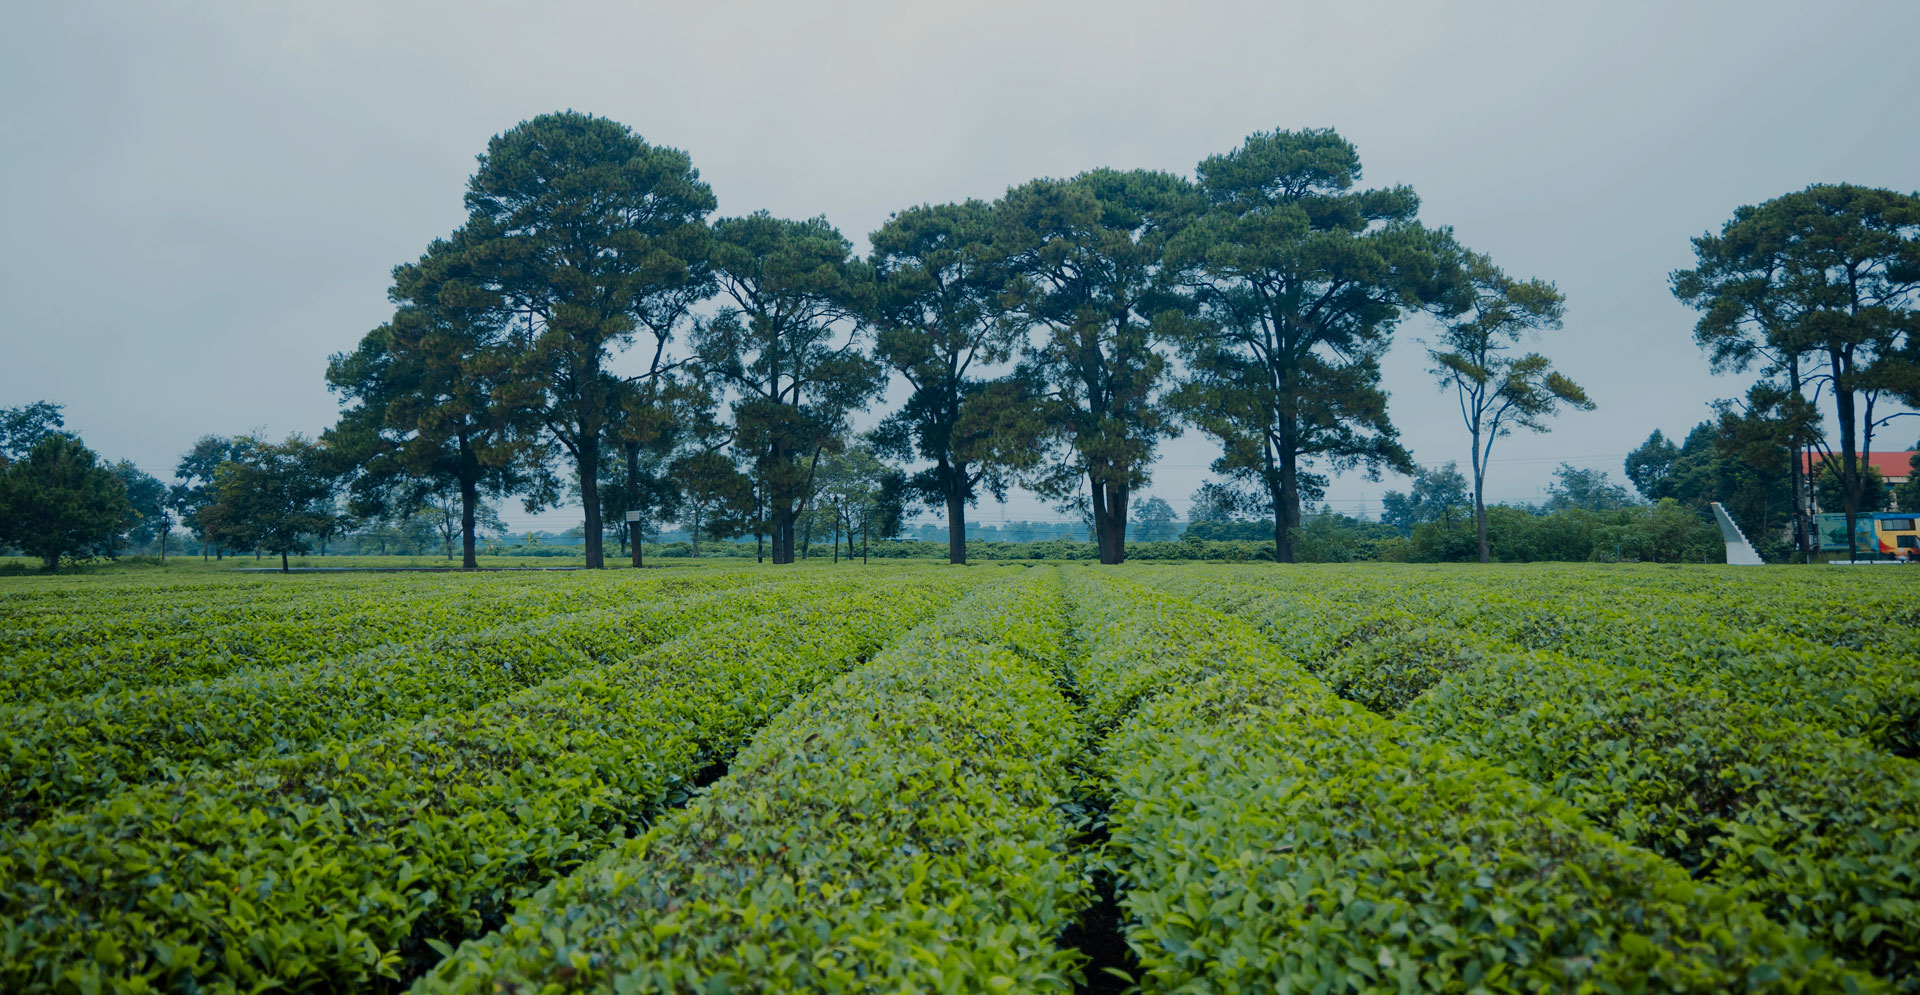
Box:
1670 183 1920 561
0 403 170 572
318 112 1588 568
19 121 1907 572
1286 462 1712 564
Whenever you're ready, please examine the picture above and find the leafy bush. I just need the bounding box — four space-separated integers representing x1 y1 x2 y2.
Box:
0 571 670 705
420 570 1090 992
0 574 974 993
1410 501 1722 563
0 572 776 827
1151 565 1920 982
1063 574 1867 992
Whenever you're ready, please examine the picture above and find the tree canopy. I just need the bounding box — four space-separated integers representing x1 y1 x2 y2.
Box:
1674 183 1920 559
1169 128 1464 562
0 435 131 571
694 212 880 564
1000 168 1199 564
459 111 717 568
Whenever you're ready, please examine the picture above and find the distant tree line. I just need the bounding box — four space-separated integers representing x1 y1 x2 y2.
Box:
311 113 1596 567
0 403 169 572
1670 184 1920 561
10 122 1913 572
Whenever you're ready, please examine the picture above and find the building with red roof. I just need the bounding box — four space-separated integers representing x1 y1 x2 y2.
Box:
1799 450 1916 512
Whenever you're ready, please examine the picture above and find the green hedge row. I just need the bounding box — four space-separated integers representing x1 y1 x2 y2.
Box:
1151 570 1920 986
1064 572 1871 992
0 573 335 629
0 571 697 705
0 572 974 994
0 583 310 639
1404 655 1920 986
1165 565 1920 758
0 572 783 828
416 569 1091 993
1444 588 1920 759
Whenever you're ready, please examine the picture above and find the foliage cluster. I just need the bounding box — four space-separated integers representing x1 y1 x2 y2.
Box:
2 562 1916 991
0 572 966 992
1066 573 1864 991
0 572 763 827
421 570 1088 991
1152 564 1920 977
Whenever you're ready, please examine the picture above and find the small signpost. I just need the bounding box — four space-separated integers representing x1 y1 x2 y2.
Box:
625 511 640 523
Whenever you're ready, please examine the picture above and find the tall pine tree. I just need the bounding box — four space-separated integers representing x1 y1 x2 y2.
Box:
459 112 716 568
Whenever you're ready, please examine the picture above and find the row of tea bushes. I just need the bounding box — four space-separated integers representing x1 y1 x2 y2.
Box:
0 569 578 648
0 571 793 828
1153 572 1920 987
1403 654 1920 985
0 571 729 704
419 569 1088 993
0 572 975 994
1065 573 1873 993
1163 565 1920 758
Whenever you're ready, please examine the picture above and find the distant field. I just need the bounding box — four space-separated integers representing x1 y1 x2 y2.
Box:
0 562 1914 992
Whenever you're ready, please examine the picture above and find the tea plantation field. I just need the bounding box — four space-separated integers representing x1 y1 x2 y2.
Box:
0 562 1915 992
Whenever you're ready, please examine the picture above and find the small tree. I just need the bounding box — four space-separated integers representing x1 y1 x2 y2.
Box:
1130 496 1180 542
0 435 131 572
869 199 1032 564
199 436 339 572
1187 481 1259 523
1544 464 1635 513
1895 452 1920 513
1428 252 1592 563
1379 462 1469 536
670 448 752 557
171 435 256 560
112 461 173 560
327 228 542 570
461 112 718 569
1000 169 1197 564
693 212 881 564
1168 129 1464 563
1815 463 1888 515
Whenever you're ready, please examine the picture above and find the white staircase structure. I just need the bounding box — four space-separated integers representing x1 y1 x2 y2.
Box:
1711 502 1765 565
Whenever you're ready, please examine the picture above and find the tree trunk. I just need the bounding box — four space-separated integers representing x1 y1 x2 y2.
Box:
280 550 289 573
1277 449 1301 563
579 434 605 569
1833 346 1860 561
945 488 967 565
460 475 478 570
772 505 796 565
832 511 839 564
1786 357 1811 564
1090 474 1128 565
1472 430 1490 564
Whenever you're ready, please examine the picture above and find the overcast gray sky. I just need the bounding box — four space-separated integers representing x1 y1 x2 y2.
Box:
4 1 1916 531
